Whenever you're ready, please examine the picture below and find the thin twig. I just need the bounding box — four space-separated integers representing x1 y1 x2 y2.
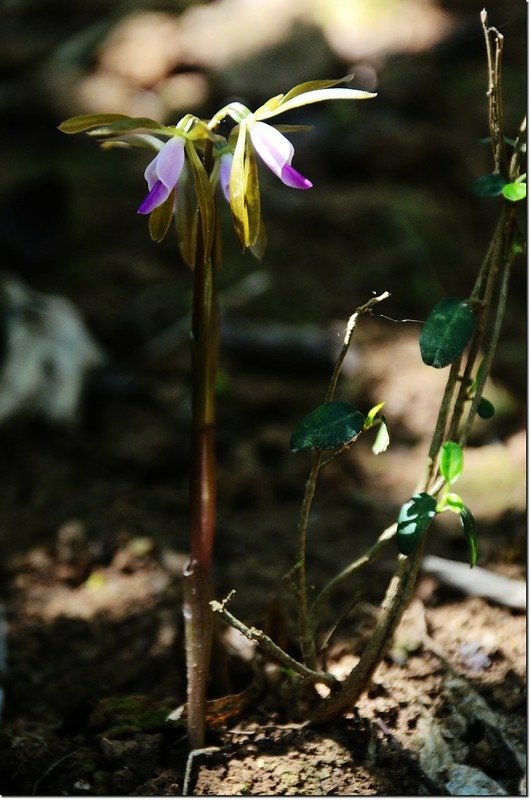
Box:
312 522 397 618
210 593 340 689
182 746 220 796
294 291 391 669
33 750 78 795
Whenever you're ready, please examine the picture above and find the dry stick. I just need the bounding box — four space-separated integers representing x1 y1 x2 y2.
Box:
460 216 517 444
209 593 340 689
312 522 397 619
481 10 505 176
294 292 391 670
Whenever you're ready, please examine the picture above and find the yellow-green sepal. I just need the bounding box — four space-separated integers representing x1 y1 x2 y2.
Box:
229 125 262 251
280 77 353 105
185 140 215 263
149 188 176 243
59 114 171 137
176 169 199 269
58 113 132 133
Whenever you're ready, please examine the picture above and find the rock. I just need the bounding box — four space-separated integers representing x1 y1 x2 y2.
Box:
0 275 105 424
445 764 507 796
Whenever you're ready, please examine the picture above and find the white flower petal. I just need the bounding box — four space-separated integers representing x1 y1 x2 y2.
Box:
257 88 376 119
249 121 294 178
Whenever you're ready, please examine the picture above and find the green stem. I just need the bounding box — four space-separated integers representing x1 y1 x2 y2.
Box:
295 454 322 670
294 292 391 669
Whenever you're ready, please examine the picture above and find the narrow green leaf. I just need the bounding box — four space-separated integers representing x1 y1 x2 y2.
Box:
470 173 506 197
86 117 170 136
58 113 131 133
440 441 464 485
280 77 351 105
249 220 267 261
148 188 175 243
364 401 385 430
419 298 475 368
229 124 250 250
243 133 261 247
502 182 527 202
476 397 495 419
273 124 314 133
176 168 199 269
396 493 437 556
460 506 478 568
290 402 365 453
185 141 215 261
372 420 390 455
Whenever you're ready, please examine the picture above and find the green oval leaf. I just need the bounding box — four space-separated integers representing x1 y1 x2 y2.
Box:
460 506 478 568
290 402 365 453
502 182 527 202
470 173 506 197
396 492 437 555
419 298 475 368
440 441 464 485
477 397 495 419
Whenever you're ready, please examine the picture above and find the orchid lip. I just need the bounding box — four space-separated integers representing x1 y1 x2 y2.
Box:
138 180 171 214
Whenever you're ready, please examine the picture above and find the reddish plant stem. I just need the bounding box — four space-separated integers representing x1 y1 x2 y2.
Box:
184 141 220 749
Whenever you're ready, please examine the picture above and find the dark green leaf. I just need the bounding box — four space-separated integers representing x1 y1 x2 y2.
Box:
396 492 437 555
470 173 506 197
477 397 495 419
290 402 365 452
440 441 464 485
502 182 527 202
460 506 478 568
419 298 475 368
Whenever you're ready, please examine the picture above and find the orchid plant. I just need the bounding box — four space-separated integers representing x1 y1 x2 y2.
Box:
59 15 524 757
59 78 376 747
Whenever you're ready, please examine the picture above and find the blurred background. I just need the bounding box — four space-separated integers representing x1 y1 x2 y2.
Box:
0 0 526 586
0 0 526 594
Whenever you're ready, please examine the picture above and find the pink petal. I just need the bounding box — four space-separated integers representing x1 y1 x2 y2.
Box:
219 153 233 201
137 179 171 214
249 121 312 189
249 121 294 178
144 157 159 191
280 163 312 190
155 136 185 189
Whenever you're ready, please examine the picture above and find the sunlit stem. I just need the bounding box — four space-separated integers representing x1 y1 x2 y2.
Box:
184 140 220 749
294 292 390 669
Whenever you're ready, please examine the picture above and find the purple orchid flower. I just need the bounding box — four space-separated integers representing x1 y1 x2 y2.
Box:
249 121 312 190
138 136 185 215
